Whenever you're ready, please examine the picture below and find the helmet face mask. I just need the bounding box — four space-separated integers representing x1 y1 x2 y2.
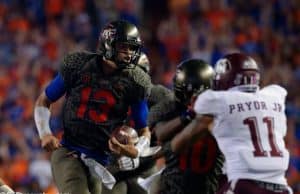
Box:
98 20 142 68
213 53 260 92
173 59 214 107
115 42 141 65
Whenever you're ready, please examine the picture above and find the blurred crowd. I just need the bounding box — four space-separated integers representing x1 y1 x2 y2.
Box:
0 0 299 193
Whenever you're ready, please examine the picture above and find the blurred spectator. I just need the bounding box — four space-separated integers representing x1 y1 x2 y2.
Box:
28 152 52 190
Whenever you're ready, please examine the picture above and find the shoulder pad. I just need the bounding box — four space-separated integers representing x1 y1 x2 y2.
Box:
194 90 222 115
60 51 98 85
122 66 153 97
148 94 177 127
261 84 287 98
61 51 97 70
148 85 172 107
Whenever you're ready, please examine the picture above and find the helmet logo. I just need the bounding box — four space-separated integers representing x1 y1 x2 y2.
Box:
215 58 231 74
101 28 116 42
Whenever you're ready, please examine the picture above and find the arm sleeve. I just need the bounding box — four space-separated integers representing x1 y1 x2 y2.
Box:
130 100 148 130
147 96 175 128
148 84 172 107
45 74 66 102
123 66 153 102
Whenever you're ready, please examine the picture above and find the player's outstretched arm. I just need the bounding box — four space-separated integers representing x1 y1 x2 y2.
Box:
171 115 213 153
153 117 184 142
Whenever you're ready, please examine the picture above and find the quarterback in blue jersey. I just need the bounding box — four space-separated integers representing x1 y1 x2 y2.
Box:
34 20 152 194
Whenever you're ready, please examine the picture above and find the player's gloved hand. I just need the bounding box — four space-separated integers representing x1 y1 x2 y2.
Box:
161 141 178 167
41 134 61 152
117 156 140 171
180 108 196 125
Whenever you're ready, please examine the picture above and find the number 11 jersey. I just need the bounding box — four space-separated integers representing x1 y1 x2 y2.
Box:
194 85 289 185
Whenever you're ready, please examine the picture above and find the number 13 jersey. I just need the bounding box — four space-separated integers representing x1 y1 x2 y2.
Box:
193 85 289 185
59 52 152 151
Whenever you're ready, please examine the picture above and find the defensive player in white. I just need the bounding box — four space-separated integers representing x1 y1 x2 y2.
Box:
168 53 292 194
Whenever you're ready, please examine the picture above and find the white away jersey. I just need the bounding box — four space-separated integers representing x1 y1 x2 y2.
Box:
194 85 289 185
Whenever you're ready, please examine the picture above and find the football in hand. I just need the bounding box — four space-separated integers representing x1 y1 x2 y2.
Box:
111 125 139 145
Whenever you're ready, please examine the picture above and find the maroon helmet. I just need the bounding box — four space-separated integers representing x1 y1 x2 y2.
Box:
213 53 260 92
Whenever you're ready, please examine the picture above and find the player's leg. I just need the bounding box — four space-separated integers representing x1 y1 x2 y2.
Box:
148 173 161 194
127 164 159 194
0 178 14 193
88 175 103 194
51 147 95 194
101 180 127 194
159 166 185 194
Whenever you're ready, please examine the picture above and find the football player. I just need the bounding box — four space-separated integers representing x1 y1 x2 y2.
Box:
168 53 292 194
149 59 224 194
34 20 152 194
